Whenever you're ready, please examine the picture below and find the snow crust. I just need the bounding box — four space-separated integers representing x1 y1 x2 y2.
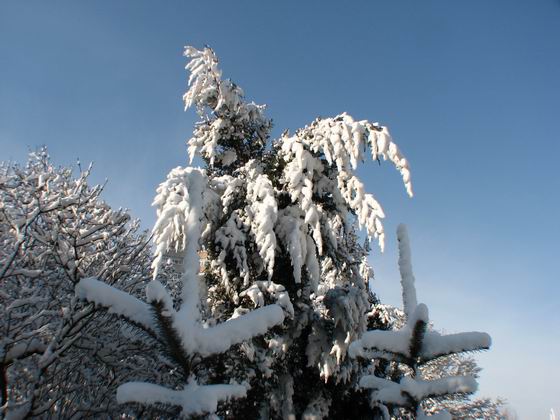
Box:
117 380 247 417
422 331 491 359
187 304 284 356
75 277 157 335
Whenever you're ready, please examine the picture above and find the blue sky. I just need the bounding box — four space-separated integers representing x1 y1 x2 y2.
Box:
1 1 559 417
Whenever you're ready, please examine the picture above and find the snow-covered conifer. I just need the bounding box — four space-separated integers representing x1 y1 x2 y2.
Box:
136 46 414 418
350 225 493 419
66 44 497 420
372 306 505 419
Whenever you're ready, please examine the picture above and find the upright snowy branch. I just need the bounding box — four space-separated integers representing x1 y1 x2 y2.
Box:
152 167 206 318
397 223 418 320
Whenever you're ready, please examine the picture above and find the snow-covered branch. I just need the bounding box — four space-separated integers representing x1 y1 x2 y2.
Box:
117 381 247 417
75 278 158 337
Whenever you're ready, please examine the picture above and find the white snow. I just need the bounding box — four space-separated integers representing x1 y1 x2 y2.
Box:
117 380 247 417
278 113 413 253
399 375 477 400
422 331 492 359
397 223 418 320
146 280 175 314
245 165 277 279
75 277 157 335
359 374 476 409
190 304 284 356
351 225 492 415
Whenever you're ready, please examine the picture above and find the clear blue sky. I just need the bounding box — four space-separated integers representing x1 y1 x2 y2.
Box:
1 1 559 418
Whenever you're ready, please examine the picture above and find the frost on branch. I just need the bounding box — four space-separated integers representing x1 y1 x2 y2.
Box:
350 225 492 419
0 150 162 418
76 166 286 417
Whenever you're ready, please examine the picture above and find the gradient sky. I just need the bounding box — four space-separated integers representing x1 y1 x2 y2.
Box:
1 1 559 418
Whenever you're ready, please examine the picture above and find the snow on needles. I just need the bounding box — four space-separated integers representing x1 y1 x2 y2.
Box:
350 225 491 418
279 113 412 252
245 164 277 280
75 278 158 337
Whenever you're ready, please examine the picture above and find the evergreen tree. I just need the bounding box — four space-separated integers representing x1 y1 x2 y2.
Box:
177 46 412 418
371 304 505 419
350 225 492 419
75 46 494 419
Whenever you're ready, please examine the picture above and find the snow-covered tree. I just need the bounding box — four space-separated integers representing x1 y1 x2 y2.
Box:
133 46 411 419
0 150 164 418
72 45 495 419
71 45 414 418
179 46 415 419
349 225 493 419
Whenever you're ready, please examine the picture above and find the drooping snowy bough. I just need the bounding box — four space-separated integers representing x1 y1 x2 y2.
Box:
349 225 492 419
